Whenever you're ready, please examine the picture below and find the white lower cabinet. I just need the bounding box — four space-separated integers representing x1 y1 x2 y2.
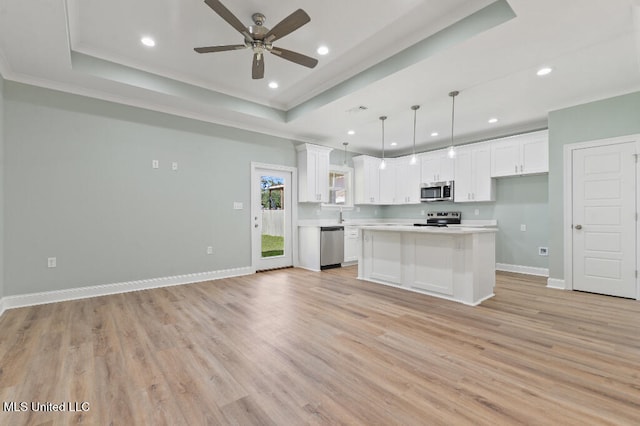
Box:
343 226 360 263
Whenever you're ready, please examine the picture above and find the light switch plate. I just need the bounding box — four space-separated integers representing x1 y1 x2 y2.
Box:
172 162 178 171
233 202 243 210
152 160 159 169
47 257 57 268
520 224 527 232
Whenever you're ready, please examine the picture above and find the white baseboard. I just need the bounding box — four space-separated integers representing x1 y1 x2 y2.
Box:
0 266 253 315
496 263 549 277
546 278 566 290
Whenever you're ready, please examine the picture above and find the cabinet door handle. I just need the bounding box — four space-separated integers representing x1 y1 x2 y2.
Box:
515 165 518 173
520 164 523 173
468 193 471 200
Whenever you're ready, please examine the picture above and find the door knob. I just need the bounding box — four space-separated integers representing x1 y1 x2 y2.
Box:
575 224 582 230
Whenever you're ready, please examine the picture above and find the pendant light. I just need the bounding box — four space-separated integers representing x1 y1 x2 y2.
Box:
379 116 387 170
410 105 420 165
342 142 349 165
447 90 459 159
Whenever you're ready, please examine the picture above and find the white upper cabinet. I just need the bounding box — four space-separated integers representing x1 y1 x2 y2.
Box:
454 142 495 203
353 155 381 204
420 149 454 183
395 156 422 204
378 159 397 204
297 144 333 203
491 130 548 177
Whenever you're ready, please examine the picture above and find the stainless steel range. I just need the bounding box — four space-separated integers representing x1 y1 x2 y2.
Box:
414 211 461 227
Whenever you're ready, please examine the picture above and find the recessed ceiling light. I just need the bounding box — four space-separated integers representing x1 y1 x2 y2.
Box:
268 81 279 89
488 118 499 124
431 132 439 137
537 67 553 76
347 130 355 135
390 142 398 147
141 37 156 47
317 45 329 55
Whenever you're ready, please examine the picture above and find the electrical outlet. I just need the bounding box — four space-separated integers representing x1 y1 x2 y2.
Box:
520 224 527 232
316 209 321 216
233 202 243 210
206 246 213 255
171 161 178 171
47 257 57 268
474 209 480 216
420 210 425 216
152 160 159 169
539 247 549 256
356 207 361 213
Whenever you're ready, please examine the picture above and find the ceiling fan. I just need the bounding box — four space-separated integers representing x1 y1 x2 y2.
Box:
194 0 319 79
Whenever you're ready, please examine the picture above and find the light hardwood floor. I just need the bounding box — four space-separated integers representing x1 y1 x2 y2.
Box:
0 266 639 425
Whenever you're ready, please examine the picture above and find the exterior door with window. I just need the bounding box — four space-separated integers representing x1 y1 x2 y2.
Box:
251 165 293 271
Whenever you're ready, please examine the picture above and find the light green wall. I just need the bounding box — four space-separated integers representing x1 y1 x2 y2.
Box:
3 82 297 296
547 91 640 280
382 174 549 269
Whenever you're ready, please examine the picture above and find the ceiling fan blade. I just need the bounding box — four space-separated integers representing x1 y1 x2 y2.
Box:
270 47 318 68
204 0 252 40
252 53 265 79
194 45 247 53
264 9 310 43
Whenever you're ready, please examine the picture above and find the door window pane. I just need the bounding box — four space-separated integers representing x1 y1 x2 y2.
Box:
260 175 285 258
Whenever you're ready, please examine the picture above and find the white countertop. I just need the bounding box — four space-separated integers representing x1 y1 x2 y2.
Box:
360 225 497 234
298 219 497 228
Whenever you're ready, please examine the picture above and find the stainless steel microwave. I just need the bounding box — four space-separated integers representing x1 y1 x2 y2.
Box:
420 181 454 202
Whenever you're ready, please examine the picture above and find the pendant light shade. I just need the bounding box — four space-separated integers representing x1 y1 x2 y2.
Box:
343 142 349 165
448 90 459 159
379 116 387 170
410 105 420 165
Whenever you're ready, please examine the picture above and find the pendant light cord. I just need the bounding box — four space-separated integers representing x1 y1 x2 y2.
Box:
449 91 459 147
412 106 418 157
380 116 387 161
450 94 456 146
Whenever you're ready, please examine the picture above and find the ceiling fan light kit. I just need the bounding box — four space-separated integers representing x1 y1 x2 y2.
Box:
194 0 319 79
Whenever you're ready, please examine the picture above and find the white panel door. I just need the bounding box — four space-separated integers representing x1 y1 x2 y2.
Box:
572 142 636 298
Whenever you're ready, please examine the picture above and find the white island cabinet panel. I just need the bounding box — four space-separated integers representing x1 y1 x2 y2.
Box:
363 231 402 284
404 233 455 295
358 226 496 305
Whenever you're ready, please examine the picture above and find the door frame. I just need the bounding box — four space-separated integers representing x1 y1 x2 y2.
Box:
562 133 640 299
250 162 298 272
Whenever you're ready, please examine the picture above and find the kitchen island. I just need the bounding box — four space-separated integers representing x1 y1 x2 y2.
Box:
358 225 497 306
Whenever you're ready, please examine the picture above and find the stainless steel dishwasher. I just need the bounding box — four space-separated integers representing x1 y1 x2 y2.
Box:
320 226 344 270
